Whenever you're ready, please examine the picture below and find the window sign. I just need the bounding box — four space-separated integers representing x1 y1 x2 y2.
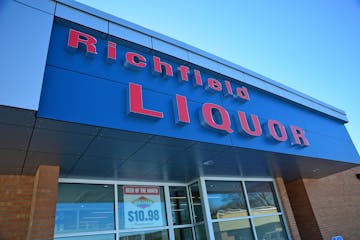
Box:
331 236 343 240
54 183 115 234
123 186 165 229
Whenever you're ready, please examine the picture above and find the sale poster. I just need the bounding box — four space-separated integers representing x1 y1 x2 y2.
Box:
123 186 164 229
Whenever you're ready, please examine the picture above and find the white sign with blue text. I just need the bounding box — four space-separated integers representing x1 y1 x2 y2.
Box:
123 186 164 229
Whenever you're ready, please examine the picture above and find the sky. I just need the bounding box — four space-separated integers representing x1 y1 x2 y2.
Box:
77 0 360 153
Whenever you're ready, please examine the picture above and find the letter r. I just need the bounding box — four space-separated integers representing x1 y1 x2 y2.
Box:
68 29 97 55
290 125 310 146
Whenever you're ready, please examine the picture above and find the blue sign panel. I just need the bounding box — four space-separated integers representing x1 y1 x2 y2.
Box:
38 19 359 164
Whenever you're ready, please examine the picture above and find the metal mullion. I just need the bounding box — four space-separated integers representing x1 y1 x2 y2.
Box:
200 176 274 182
188 182 197 224
211 215 252 223
185 185 196 240
193 221 204 226
242 181 258 240
54 230 116 238
58 178 118 185
59 178 188 187
186 185 194 227
173 224 194 229
194 219 205 239
165 185 175 240
188 183 198 240
199 177 214 240
251 212 282 218
186 178 200 187
114 184 119 240
117 226 170 233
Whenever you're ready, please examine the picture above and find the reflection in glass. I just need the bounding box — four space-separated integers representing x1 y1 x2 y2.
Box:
119 230 169 240
170 186 191 225
55 183 115 234
194 224 207 240
253 215 288 240
118 185 167 229
55 234 114 240
206 181 248 219
245 182 279 215
174 227 194 240
213 219 254 240
189 183 204 222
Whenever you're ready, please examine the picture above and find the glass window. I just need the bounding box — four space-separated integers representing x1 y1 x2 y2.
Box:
206 181 248 220
189 183 204 223
253 215 288 240
118 185 167 229
245 182 279 215
119 230 169 240
213 219 254 240
194 224 207 240
170 186 191 225
55 234 115 240
54 180 289 240
174 227 194 240
55 183 115 234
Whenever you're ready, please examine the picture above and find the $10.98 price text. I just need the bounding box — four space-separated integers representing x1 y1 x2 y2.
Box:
127 210 160 222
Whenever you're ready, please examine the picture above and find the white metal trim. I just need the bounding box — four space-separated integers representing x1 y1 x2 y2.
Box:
242 181 259 240
201 176 275 182
187 183 199 240
185 185 197 240
117 226 170 233
54 230 116 238
164 185 175 240
58 177 188 186
211 216 252 223
251 212 283 218
59 178 118 184
114 184 119 240
186 178 200 187
173 224 194 229
199 177 215 240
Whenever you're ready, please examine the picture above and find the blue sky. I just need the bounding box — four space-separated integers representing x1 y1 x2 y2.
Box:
77 0 360 153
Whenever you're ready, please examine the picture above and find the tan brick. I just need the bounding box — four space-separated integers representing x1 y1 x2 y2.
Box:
0 175 34 240
285 166 360 240
26 165 59 240
0 165 59 240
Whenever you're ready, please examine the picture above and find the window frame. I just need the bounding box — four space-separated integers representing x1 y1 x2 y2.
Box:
201 176 291 240
55 179 196 240
55 177 291 240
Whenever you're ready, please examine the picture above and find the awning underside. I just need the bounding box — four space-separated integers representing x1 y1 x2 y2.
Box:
0 106 357 183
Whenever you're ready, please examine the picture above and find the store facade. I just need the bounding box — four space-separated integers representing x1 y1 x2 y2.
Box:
0 1 359 240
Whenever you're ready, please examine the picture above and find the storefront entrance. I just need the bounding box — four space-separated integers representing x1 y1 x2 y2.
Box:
54 177 290 240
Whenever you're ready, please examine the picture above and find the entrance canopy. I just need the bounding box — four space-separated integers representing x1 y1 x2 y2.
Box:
0 106 357 182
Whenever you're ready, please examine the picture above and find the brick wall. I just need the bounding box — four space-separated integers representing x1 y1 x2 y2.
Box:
0 175 34 240
303 166 360 240
275 177 302 240
27 165 59 240
286 166 360 240
0 165 59 240
286 178 323 240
